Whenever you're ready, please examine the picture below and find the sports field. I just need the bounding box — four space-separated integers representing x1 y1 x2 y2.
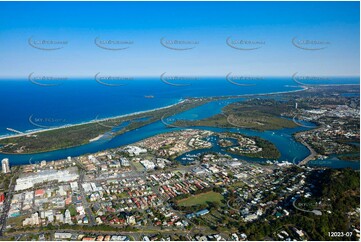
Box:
177 191 223 207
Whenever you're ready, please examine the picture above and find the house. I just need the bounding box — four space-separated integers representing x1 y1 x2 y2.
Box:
231 233 239 241
35 189 45 197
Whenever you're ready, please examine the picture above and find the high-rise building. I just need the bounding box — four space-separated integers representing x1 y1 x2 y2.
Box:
1 158 10 173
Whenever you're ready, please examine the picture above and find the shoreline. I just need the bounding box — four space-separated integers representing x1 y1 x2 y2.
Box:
0 85 358 170
0 99 187 141
0 85 316 141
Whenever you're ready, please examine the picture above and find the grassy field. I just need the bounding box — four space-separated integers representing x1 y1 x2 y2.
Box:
7 215 27 227
177 191 223 207
131 161 145 172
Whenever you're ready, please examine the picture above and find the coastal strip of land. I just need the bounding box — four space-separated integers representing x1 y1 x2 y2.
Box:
0 98 210 154
0 86 310 154
0 86 309 141
0 100 187 141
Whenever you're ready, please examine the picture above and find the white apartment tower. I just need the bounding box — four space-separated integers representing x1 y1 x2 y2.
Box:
1 158 10 173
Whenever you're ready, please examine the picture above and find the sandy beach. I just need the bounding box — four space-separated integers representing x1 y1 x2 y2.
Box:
0 99 187 141
0 86 311 141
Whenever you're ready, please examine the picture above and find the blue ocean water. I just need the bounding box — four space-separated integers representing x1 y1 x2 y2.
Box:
0 77 359 169
0 77 307 136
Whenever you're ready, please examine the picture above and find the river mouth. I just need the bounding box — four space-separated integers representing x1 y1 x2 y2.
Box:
0 96 358 170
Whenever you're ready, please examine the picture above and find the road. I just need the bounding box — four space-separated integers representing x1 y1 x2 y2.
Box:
294 131 318 166
0 171 19 236
292 198 322 216
78 171 96 226
2 226 209 240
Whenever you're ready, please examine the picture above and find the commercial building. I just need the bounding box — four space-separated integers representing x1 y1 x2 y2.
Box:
14 167 79 191
140 160 155 170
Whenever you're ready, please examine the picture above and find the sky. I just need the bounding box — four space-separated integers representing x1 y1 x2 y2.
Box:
0 1 359 78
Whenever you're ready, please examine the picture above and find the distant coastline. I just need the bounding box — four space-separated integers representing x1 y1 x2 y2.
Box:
0 79 359 141
0 84 359 170
0 86 311 141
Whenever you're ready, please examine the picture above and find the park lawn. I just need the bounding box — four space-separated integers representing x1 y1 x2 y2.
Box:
177 191 224 207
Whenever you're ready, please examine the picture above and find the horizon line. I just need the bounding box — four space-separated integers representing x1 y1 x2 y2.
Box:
0 75 360 79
